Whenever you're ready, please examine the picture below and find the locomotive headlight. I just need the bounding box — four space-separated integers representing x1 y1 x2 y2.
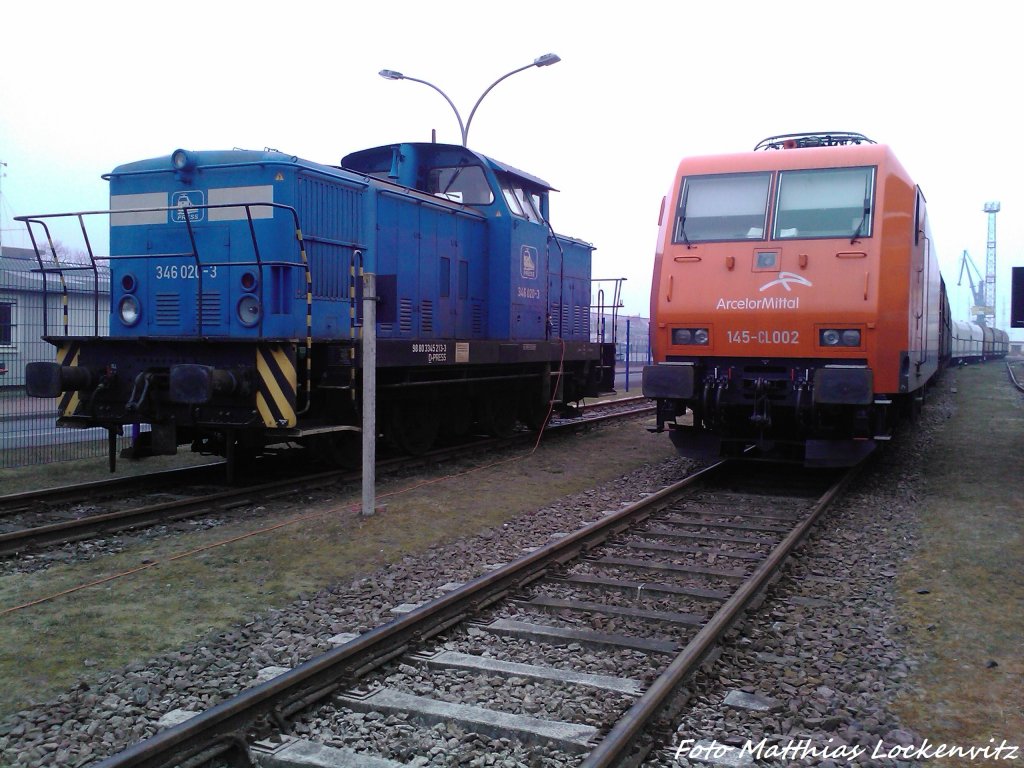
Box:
672 328 692 345
240 270 258 292
820 329 862 347
237 295 262 327
671 327 709 345
118 295 141 326
171 149 195 172
821 329 841 346
120 273 138 293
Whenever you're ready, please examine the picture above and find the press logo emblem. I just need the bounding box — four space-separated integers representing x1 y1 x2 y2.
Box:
521 245 538 279
171 191 205 223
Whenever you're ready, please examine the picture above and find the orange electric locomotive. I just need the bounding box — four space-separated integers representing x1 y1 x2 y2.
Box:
642 132 947 466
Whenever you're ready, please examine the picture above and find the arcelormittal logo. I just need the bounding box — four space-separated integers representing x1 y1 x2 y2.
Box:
760 272 812 292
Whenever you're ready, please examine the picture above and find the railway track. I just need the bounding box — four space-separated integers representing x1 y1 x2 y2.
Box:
0 397 653 559
0 462 228 517
1007 360 1024 393
92 458 861 768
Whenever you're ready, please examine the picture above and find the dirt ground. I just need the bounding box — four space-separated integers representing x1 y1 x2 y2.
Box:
894 360 1024 759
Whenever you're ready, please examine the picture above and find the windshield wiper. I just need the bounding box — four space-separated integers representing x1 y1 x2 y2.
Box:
677 185 693 248
850 177 872 244
678 216 692 248
441 161 467 196
850 213 867 244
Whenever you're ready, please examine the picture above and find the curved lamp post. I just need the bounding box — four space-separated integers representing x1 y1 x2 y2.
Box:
379 53 560 147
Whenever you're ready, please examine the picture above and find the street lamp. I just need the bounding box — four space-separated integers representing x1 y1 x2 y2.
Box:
0 161 7 251
378 53 561 147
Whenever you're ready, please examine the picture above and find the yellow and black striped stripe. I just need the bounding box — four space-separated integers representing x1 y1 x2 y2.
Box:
295 226 313 416
47 239 71 335
56 341 81 417
349 255 362 399
256 343 297 428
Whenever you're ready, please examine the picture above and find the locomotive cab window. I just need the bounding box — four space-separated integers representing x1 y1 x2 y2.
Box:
673 172 771 243
499 177 545 222
426 164 494 205
773 166 875 240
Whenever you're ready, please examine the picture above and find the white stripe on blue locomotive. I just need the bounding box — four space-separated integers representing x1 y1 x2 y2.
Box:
110 185 275 225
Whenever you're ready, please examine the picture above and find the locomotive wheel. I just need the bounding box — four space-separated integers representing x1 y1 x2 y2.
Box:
520 396 552 432
390 402 440 455
440 398 473 437
479 395 519 438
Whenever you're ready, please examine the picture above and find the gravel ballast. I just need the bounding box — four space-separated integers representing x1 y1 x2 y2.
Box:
1 366 1020 766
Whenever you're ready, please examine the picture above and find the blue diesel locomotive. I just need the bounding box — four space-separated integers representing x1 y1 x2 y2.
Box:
24 142 616 470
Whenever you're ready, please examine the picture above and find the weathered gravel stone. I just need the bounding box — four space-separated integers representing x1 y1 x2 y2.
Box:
0 389 959 768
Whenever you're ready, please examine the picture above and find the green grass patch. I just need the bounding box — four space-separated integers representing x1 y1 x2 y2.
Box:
894 363 1024 760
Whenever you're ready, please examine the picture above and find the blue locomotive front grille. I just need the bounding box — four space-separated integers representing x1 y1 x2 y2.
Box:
156 293 180 326
199 293 222 326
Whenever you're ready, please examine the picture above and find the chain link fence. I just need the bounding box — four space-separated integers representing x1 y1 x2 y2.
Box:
3 248 653 470
1 250 136 469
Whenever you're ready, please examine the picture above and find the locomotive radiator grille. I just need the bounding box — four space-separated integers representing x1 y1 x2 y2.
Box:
156 293 180 326
399 299 413 334
472 304 482 336
199 293 222 326
421 300 434 334
576 306 589 336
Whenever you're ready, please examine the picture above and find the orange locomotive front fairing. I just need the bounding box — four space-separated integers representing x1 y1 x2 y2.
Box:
644 136 944 465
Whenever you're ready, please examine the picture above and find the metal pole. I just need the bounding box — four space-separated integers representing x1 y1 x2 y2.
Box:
0 160 7 251
625 317 631 392
463 62 534 146
361 273 377 517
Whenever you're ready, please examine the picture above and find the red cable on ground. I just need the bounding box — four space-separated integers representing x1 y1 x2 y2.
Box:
2 341 571 617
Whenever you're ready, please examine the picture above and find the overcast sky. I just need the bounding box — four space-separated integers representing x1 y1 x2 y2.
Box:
1 1 1021 336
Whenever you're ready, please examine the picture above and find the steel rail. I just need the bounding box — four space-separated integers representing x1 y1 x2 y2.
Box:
0 463 226 517
2 397 647 514
90 461 724 768
1007 361 1024 394
580 462 863 767
1 403 654 557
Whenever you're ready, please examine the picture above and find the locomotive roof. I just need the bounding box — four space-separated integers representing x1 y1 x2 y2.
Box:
105 148 340 179
341 142 555 191
675 142 907 178
106 144 556 192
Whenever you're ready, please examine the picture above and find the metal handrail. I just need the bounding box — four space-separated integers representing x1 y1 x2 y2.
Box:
17 202 313 341
18 202 320 414
592 277 626 346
